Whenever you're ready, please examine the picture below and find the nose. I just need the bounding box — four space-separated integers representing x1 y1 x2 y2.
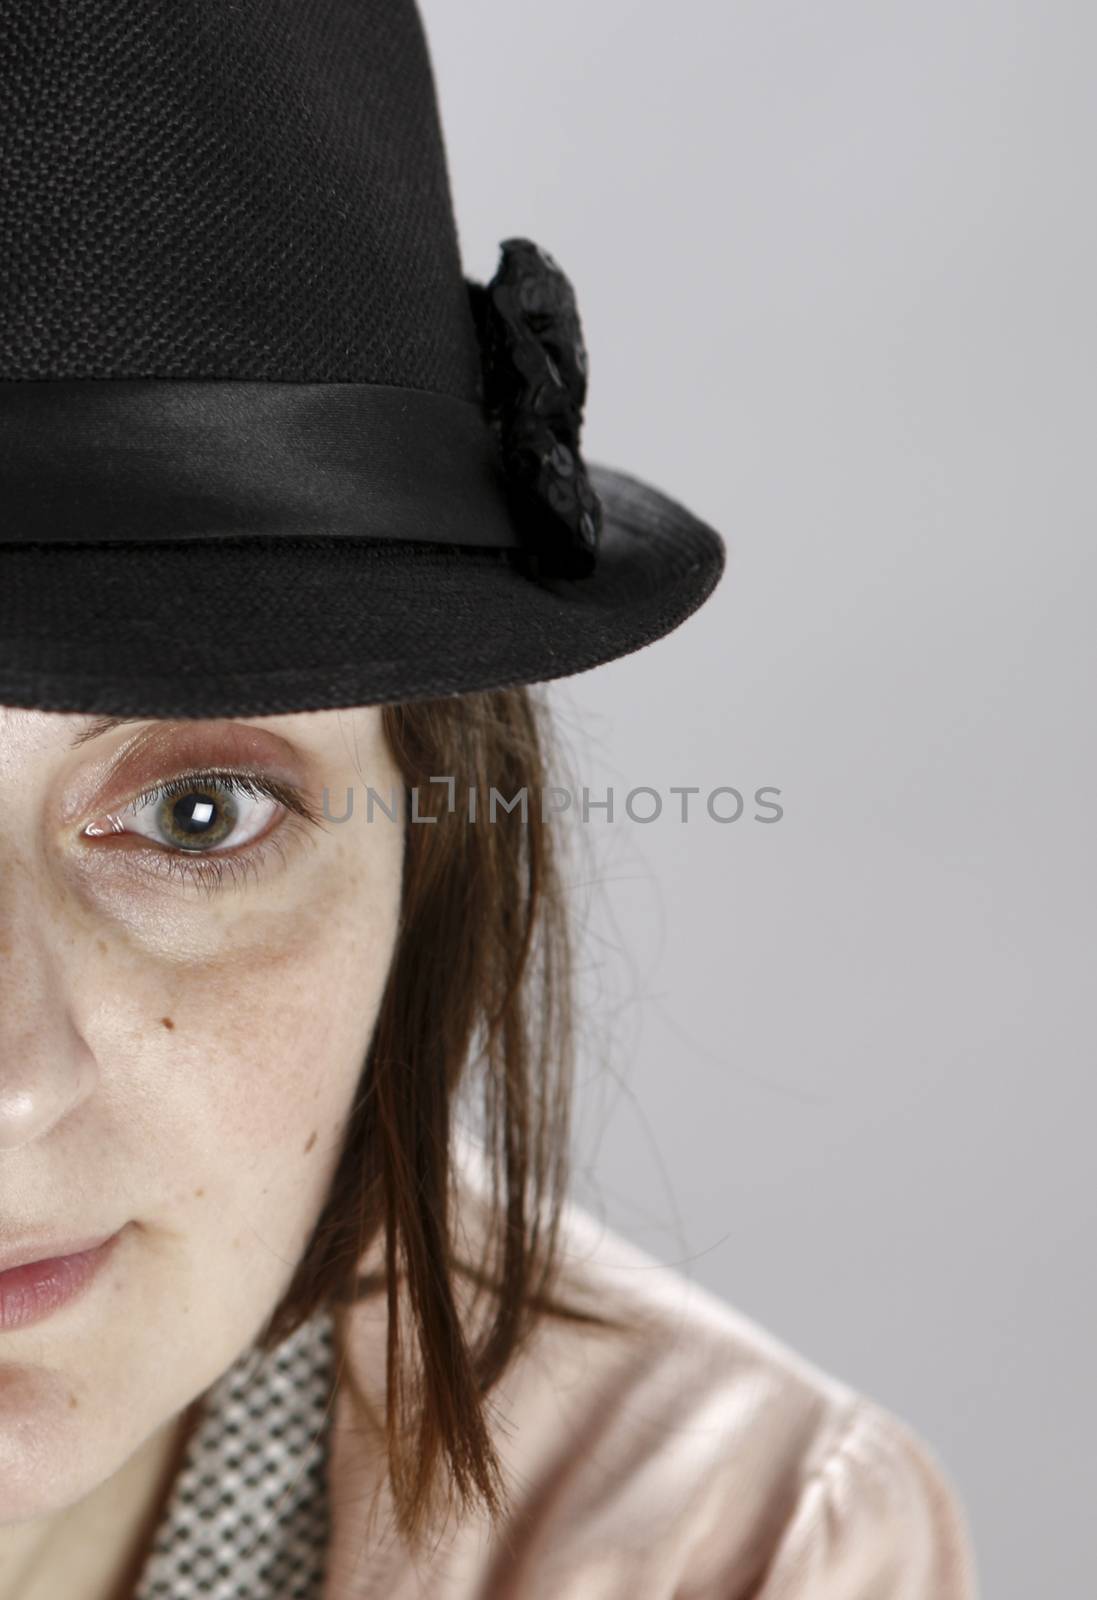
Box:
0 868 97 1151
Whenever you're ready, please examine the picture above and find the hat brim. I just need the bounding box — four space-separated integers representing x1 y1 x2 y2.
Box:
0 464 725 719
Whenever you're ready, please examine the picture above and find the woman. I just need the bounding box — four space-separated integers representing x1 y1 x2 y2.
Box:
0 2 978 1597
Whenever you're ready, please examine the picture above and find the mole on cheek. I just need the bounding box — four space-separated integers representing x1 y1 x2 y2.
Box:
303 1130 318 1154
160 1016 175 1030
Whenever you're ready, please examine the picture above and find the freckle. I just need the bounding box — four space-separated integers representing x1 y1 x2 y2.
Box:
303 1130 317 1154
96 939 107 955
160 1016 175 1030
193 1188 205 1198
69 1394 79 1410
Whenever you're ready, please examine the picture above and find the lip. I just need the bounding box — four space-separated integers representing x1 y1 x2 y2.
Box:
0 1228 123 1333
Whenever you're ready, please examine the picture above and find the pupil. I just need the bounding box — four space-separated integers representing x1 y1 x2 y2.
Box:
173 792 218 836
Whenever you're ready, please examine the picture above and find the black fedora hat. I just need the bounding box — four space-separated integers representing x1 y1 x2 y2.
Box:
0 0 725 719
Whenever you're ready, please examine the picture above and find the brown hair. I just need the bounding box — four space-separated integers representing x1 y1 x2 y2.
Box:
256 686 632 1550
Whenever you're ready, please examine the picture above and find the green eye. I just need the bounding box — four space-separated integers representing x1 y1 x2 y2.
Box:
121 771 280 854
152 784 239 850
80 765 324 891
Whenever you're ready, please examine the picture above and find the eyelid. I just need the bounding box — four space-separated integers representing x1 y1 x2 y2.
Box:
123 766 327 828
57 719 322 829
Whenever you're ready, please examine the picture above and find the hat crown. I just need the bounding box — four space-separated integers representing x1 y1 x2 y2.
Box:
0 0 481 397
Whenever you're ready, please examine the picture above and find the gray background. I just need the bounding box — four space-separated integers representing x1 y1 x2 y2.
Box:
421 4 1095 1594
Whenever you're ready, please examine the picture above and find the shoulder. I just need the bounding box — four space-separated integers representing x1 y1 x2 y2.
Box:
743 1394 980 1600
323 1141 979 1599
482 1187 978 1599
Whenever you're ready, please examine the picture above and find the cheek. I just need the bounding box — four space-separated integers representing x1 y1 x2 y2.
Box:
74 829 402 1328
0 838 404 1524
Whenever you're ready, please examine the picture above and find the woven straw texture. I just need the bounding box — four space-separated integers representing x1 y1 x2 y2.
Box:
0 0 481 396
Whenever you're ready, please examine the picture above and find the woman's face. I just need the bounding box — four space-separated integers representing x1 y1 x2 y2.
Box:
0 705 404 1524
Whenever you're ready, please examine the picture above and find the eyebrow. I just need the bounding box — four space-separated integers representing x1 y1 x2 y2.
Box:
69 714 159 749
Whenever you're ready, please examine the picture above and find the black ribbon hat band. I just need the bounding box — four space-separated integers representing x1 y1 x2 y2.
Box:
0 378 522 550
0 240 604 581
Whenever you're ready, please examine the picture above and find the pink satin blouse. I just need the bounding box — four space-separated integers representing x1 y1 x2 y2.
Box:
319 1136 980 1599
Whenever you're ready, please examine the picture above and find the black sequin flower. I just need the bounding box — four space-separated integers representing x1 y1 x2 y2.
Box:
469 239 603 579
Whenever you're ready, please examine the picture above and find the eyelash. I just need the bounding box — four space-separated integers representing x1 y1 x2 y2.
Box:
93 767 324 894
